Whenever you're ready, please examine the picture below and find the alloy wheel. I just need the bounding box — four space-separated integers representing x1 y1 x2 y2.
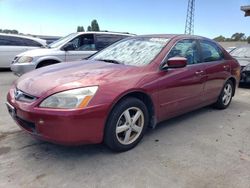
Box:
222 83 232 106
115 107 144 145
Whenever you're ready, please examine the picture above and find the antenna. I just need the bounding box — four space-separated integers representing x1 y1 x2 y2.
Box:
185 0 195 35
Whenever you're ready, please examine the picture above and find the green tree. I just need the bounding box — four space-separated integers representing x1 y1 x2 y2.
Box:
87 26 92 31
225 38 232 42
231 32 246 41
12 30 18 34
91 19 100 31
0 29 18 34
247 36 250 44
77 26 85 32
213 35 226 42
77 26 80 32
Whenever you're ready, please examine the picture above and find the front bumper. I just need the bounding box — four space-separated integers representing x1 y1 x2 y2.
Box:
7 90 110 145
10 62 36 76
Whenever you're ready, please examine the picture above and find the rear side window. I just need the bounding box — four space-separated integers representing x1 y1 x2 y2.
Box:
95 34 129 50
0 36 10 45
167 39 201 65
200 40 224 62
0 35 42 47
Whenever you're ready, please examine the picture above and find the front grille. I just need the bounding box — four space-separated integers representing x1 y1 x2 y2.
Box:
14 88 37 103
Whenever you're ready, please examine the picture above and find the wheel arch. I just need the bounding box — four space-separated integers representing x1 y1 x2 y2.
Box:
106 90 157 130
36 57 62 68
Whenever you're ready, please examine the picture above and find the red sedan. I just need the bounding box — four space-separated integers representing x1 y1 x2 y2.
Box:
6 35 240 151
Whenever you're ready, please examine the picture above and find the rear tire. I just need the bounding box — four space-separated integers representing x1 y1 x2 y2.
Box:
214 80 234 109
104 97 149 152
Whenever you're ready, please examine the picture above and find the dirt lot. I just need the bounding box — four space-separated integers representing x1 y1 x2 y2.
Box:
0 71 250 188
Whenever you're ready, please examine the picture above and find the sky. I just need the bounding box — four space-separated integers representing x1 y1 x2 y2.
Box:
0 0 250 39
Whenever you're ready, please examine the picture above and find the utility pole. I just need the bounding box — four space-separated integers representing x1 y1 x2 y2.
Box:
185 0 195 35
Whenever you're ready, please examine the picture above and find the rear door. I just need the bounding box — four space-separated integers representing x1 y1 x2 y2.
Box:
158 39 206 120
65 34 97 61
199 40 231 102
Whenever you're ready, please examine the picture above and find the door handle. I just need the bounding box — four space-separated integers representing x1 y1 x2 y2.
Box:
223 65 230 70
195 70 204 76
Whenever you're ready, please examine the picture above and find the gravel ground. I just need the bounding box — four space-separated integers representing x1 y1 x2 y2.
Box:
0 71 250 188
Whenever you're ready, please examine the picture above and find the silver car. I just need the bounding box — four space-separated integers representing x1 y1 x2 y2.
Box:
0 33 46 68
11 32 133 76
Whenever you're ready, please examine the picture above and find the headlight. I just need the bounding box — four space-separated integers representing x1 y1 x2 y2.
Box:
17 56 33 63
39 86 98 109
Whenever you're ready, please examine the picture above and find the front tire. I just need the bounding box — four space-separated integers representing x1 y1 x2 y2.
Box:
214 80 234 109
104 97 149 152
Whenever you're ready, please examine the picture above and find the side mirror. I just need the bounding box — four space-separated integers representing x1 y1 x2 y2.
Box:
63 42 75 51
161 57 187 70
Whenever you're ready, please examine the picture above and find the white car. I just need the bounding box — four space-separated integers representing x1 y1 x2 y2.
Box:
11 32 134 76
0 33 46 68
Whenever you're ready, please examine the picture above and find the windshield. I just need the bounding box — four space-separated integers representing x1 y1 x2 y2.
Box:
48 33 78 48
230 46 250 58
90 37 170 66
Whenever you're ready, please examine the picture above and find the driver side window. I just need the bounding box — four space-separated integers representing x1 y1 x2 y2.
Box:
168 39 201 65
69 34 96 51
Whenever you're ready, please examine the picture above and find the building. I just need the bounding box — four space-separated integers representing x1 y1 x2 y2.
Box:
241 5 250 16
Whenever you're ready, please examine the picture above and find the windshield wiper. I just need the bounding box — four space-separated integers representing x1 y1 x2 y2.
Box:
96 59 123 65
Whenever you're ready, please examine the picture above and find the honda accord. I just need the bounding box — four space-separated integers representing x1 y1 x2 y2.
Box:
6 35 241 151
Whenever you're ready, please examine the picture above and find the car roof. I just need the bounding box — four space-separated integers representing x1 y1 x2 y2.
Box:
136 34 211 40
75 31 135 37
0 33 46 45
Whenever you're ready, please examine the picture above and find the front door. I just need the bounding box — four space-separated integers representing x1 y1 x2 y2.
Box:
65 34 97 61
157 39 206 121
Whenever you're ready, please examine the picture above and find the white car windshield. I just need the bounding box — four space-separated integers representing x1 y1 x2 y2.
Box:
91 37 170 66
48 33 78 48
230 46 250 58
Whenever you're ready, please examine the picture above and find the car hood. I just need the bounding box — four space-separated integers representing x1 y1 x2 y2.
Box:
16 60 139 97
17 48 58 57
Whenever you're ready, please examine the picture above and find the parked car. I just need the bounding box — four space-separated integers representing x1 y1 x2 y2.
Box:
230 45 250 84
6 34 240 151
0 33 46 68
226 46 236 53
10 32 134 75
